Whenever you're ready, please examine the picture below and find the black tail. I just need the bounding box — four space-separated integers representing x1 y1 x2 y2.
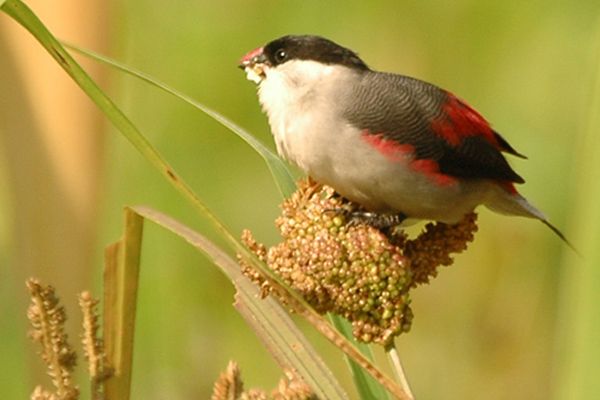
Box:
542 219 579 255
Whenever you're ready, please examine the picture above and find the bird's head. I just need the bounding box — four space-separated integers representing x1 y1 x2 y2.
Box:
239 35 368 84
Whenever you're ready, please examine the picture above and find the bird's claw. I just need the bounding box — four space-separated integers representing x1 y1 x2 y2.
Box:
324 208 406 230
346 211 407 229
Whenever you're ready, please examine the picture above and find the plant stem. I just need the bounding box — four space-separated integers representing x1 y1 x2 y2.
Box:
387 343 414 400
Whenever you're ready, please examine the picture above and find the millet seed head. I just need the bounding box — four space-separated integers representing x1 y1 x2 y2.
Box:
240 179 477 346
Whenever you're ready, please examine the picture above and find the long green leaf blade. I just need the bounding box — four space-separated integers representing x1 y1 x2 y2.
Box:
63 43 296 198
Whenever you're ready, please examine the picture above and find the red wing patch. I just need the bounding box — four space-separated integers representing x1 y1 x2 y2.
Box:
410 159 458 186
431 92 499 148
361 131 414 162
362 131 457 187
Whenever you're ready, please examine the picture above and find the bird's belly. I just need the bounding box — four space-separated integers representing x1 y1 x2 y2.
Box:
281 124 490 223
326 164 484 223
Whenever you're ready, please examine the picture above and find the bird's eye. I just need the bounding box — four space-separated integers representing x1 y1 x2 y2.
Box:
274 49 287 63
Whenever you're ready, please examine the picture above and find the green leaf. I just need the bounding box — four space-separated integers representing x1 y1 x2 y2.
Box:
329 315 392 400
63 43 296 199
131 206 348 400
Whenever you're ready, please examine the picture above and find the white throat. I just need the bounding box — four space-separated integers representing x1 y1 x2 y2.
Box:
258 60 337 119
252 60 351 162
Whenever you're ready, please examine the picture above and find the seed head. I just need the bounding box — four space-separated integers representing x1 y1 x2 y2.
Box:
240 179 477 346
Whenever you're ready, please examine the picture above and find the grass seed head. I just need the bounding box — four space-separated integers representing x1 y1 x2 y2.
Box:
240 179 477 346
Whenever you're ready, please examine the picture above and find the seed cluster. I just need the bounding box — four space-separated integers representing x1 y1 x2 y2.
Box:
404 212 478 286
27 279 79 400
241 179 477 346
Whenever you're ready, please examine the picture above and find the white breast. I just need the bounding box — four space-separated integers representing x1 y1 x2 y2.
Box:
257 60 355 170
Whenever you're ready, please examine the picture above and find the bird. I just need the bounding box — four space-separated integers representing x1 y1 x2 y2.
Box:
239 34 572 248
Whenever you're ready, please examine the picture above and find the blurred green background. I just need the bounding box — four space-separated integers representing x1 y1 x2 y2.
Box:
1 1 599 398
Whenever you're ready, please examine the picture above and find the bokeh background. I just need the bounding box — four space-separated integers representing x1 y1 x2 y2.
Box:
1 1 599 398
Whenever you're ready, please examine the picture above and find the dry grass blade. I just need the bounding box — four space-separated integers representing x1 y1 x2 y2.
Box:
102 209 144 400
233 290 340 398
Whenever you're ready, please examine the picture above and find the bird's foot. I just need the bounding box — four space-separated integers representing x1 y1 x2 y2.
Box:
324 192 406 232
325 207 407 231
346 211 407 230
